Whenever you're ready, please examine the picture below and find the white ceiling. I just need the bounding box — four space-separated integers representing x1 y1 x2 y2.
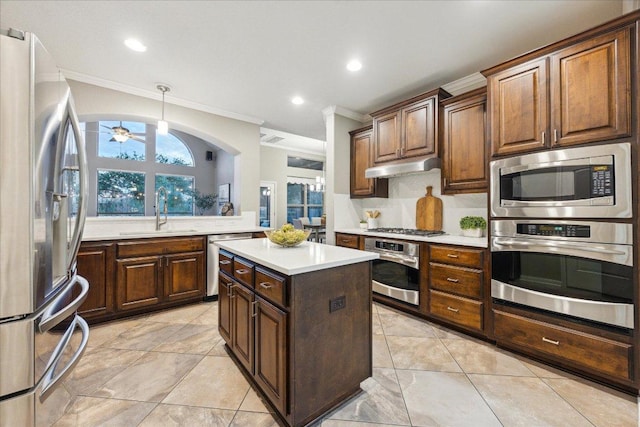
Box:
0 0 625 149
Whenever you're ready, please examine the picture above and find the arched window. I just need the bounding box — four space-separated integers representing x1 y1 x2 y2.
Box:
156 133 194 166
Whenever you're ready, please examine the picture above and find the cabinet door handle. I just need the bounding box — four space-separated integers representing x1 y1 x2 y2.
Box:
251 300 258 318
400 147 405 157
396 148 401 157
446 306 459 313
553 129 558 143
446 277 459 283
259 282 273 289
219 260 231 265
542 336 560 346
235 268 250 275
541 131 546 144
446 254 459 259
228 284 235 298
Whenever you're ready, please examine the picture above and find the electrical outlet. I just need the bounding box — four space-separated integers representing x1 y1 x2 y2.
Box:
330 295 346 312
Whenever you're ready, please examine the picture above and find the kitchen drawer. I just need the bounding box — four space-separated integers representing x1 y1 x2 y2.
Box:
494 310 632 381
430 263 482 299
429 245 482 268
117 237 204 258
219 250 234 276
335 233 360 249
429 290 483 331
255 267 287 308
233 257 254 287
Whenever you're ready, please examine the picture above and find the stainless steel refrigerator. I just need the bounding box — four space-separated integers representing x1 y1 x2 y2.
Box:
0 29 90 425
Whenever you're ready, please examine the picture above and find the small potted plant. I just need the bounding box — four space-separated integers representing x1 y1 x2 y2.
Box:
459 216 487 237
359 219 368 229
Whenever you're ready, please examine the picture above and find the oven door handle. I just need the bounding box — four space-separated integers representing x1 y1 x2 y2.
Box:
491 237 632 266
376 252 419 269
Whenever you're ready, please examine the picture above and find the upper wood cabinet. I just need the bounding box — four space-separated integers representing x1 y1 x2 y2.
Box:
441 88 488 194
349 125 388 198
371 88 450 164
485 26 631 157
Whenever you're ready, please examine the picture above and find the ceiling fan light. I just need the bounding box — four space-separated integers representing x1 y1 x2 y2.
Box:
157 119 169 135
113 134 128 143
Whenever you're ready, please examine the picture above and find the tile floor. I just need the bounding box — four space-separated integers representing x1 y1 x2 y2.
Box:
51 301 639 426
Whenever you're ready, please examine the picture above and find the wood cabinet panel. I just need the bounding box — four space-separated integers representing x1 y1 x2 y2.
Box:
231 282 254 374
402 97 435 158
550 27 631 147
429 290 483 331
488 58 549 156
255 268 287 308
75 242 115 319
219 250 234 276
442 88 488 193
334 233 360 249
116 256 162 311
164 252 204 302
218 273 233 343
254 297 287 414
429 263 482 299
233 257 254 288
494 309 632 381
350 126 388 198
116 236 204 258
373 111 401 163
429 245 483 268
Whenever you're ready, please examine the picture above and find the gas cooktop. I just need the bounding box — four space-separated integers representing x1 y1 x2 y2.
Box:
367 227 446 237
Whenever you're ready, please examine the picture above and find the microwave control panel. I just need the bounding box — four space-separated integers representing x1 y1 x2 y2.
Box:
590 164 613 197
516 224 591 238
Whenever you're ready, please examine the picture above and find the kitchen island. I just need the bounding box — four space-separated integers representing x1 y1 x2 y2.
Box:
215 238 377 427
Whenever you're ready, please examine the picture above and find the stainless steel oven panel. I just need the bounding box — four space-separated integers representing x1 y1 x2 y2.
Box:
491 236 632 267
372 280 419 305
364 237 419 257
490 142 632 218
375 252 419 269
491 219 633 245
492 279 634 329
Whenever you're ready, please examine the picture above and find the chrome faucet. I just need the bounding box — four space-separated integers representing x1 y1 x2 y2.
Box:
155 186 168 230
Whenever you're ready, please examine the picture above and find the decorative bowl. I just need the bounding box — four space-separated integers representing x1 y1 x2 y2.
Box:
264 229 311 247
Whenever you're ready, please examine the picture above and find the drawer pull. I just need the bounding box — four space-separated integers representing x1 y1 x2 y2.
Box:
219 260 231 265
228 284 235 298
251 301 258 318
341 240 351 244
446 306 459 313
446 277 459 283
447 254 459 259
259 282 273 289
542 337 560 346
235 268 250 274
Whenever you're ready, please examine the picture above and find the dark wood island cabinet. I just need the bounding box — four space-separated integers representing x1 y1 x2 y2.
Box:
215 238 376 427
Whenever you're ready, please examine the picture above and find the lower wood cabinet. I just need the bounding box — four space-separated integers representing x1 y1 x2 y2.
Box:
75 241 116 320
335 233 362 249
494 308 633 384
77 236 206 323
218 249 371 426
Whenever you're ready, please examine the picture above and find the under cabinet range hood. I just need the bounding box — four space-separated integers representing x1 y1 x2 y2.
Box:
365 156 441 179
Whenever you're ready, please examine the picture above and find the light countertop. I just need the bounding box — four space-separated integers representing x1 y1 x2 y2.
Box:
216 238 378 276
334 228 488 248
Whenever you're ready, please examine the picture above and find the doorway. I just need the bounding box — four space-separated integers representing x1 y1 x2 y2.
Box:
260 181 276 227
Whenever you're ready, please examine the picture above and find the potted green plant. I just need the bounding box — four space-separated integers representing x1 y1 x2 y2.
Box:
359 219 368 229
459 216 487 237
188 189 217 215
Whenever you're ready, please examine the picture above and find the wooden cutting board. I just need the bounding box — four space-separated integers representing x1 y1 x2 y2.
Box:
416 186 442 231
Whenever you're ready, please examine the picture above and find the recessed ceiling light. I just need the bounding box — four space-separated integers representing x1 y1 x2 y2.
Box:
124 38 147 52
346 60 362 72
291 96 304 105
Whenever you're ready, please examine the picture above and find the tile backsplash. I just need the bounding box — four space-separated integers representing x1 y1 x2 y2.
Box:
334 169 487 235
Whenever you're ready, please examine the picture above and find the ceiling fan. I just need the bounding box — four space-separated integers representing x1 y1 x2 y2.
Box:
100 121 145 143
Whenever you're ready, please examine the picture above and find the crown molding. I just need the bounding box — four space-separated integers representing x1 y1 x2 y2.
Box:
441 72 487 96
322 105 367 123
62 69 265 125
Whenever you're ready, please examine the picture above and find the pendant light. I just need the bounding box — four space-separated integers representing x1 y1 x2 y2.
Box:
156 84 170 135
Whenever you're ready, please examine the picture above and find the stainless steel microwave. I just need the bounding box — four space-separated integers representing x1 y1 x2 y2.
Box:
490 142 632 218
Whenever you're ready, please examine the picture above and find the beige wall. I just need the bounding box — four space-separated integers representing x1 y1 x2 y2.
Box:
68 80 261 218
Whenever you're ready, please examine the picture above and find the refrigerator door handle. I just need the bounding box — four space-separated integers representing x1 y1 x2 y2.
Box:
39 315 89 402
38 274 89 333
63 100 88 275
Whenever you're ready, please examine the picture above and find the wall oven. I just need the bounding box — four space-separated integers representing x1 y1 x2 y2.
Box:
490 142 631 218
364 237 420 306
491 220 633 329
